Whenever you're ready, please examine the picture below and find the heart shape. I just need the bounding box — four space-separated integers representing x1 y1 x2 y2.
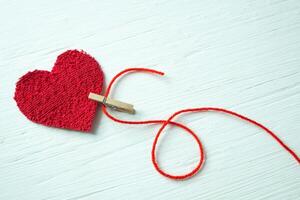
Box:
14 50 104 132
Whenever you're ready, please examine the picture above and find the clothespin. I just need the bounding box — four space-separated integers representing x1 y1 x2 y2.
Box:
88 92 135 114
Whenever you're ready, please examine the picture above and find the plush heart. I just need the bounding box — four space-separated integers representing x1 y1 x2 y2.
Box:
14 50 104 132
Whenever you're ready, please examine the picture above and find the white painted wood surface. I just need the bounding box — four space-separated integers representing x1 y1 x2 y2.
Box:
1 0 299 199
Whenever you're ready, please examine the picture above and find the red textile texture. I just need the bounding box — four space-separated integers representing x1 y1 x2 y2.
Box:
14 50 104 132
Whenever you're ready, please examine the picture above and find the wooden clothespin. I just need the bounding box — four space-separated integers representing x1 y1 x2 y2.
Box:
88 92 135 114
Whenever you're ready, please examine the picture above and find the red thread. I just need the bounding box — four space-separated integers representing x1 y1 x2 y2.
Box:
102 68 300 180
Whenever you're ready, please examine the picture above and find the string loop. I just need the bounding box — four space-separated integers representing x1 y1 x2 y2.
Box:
101 68 300 180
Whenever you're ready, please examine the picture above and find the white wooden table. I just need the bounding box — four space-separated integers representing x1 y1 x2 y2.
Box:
1 0 299 199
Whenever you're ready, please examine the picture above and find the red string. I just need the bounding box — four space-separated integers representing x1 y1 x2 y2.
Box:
101 68 300 180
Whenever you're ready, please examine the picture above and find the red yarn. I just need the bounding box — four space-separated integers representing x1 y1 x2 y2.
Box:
14 50 104 132
102 68 300 180
14 51 300 180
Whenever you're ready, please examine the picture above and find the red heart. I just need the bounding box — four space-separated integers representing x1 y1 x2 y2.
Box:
14 50 104 132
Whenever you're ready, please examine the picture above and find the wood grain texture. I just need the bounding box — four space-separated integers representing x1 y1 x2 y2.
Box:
0 0 299 199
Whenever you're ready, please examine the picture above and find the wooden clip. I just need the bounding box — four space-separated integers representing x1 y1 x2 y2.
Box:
88 92 135 114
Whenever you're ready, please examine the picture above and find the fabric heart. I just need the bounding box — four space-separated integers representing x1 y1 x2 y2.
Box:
14 50 104 132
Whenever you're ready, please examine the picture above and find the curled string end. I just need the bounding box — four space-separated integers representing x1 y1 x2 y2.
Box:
100 67 300 180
